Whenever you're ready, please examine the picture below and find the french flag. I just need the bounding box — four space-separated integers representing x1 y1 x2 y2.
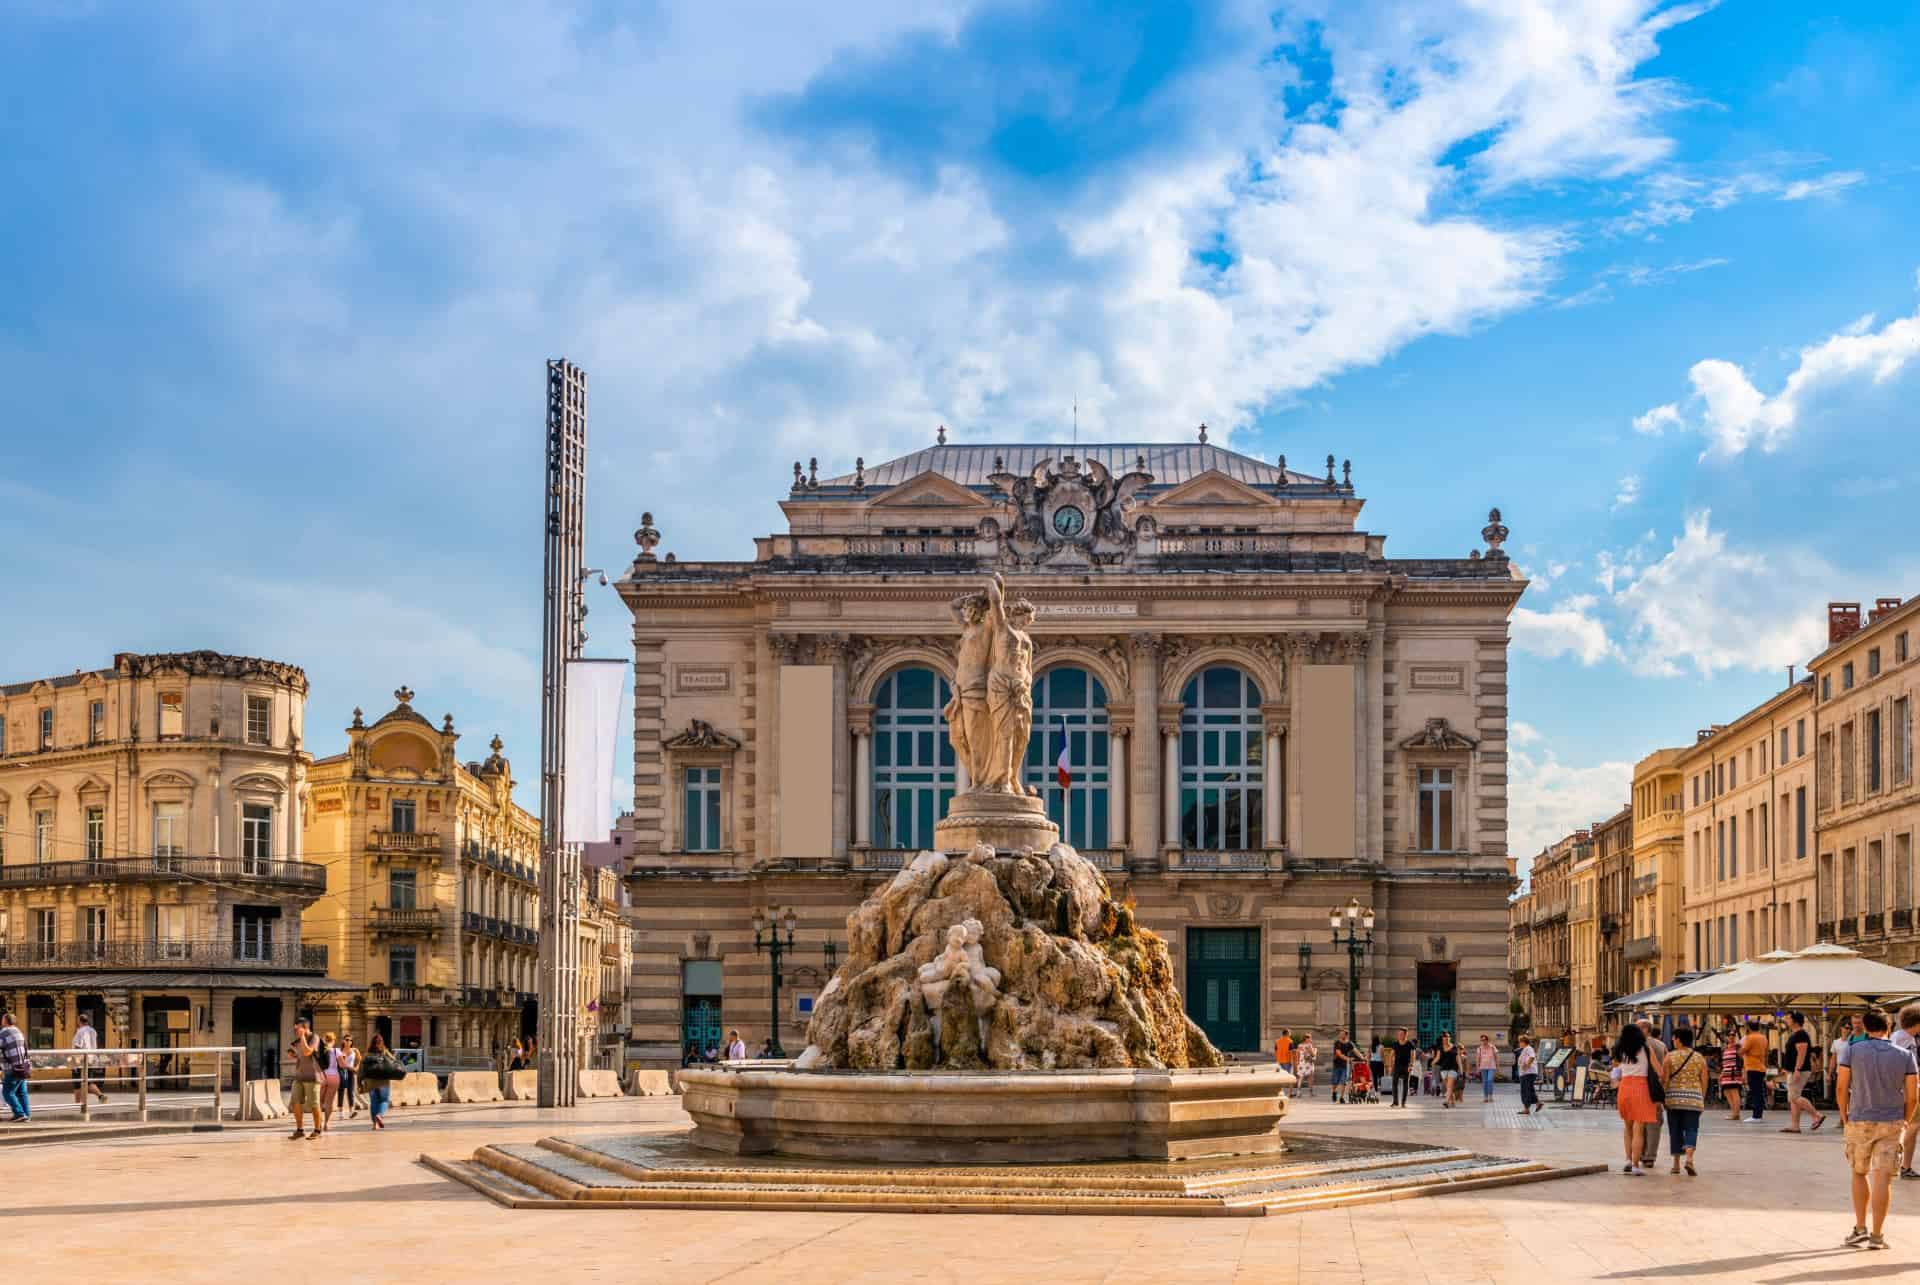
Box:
1055 719 1071 792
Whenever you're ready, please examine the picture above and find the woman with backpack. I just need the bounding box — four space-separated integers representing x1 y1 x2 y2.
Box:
360 1034 400 1129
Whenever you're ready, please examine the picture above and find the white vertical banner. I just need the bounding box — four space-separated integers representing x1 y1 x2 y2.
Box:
563 658 628 844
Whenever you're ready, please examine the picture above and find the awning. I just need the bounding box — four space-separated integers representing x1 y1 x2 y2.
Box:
1604 972 1713 1011
0 972 364 993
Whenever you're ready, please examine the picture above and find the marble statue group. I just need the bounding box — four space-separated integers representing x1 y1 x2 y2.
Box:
944 573 1036 796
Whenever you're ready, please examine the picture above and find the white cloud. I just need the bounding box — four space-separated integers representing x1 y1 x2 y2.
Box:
1779 170 1865 200
1510 721 1542 747
1604 164 1868 238
1638 281 1920 457
1612 473 1641 510
1609 511 1832 676
1511 595 1616 665
1510 742 1635 875
1632 402 1682 434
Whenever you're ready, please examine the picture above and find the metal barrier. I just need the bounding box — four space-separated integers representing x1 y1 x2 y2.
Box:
21 1045 244 1123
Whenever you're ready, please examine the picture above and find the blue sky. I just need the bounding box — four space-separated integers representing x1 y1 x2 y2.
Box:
2 2 1916 871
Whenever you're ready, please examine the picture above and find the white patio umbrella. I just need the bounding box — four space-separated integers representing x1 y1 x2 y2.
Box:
1659 944 1920 1013
1654 951 1797 1011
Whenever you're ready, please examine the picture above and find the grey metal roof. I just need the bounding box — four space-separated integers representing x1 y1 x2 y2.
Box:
815 443 1325 492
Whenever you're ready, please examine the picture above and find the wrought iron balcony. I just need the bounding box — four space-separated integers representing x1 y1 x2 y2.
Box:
1599 912 1621 936
369 905 445 935
0 939 327 972
458 986 507 1009
1624 936 1660 963
461 911 539 946
369 829 445 858
1632 873 1658 897
0 854 325 893
369 983 438 1005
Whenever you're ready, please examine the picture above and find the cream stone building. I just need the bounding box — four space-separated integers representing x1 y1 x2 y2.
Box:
1568 832 1598 1036
1507 890 1533 1019
1810 598 1919 961
617 434 1525 1065
1677 679 1816 973
1628 747 1688 993
0 651 351 1079
579 862 632 1068
1526 837 1572 1038
301 690 543 1064
1592 806 1632 1009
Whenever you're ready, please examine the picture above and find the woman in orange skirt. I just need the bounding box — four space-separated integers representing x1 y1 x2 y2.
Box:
1611 1022 1658 1176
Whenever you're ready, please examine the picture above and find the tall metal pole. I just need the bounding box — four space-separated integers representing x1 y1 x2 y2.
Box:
538 358 587 1108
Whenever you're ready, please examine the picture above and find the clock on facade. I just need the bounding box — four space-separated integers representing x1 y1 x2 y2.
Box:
1052 505 1086 537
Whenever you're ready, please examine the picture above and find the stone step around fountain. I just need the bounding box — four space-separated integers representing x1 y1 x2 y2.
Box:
423 1134 1604 1217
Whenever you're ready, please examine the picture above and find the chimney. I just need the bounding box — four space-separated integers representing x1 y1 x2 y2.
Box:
1870 596 1903 623
1829 602 1862 644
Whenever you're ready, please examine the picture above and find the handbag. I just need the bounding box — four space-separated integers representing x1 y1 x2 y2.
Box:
360 1053 404 1083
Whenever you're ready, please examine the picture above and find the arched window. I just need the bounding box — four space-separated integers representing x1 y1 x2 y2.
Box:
872 666 956 849
1179 666 1264 850
1022 666 1109 849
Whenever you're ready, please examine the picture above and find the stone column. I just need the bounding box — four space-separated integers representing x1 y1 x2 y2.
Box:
1285 635 1305 857
1345 633 1371 862
1128 635 1160 865
850 704 874 849
1262 720 1283 852
1108 727 1128 850
1161 722 1180 852
820 634 852 862
765 633 797 860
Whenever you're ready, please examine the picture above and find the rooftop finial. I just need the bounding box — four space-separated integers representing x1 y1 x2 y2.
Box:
633 512 661 562
1482 507 1509 558
807 457 818 488
350 707 365 729
490 734 504 754
1197 422 1208 444
853 457 866 489
1278 452 1286 475
394 686 414 707
1342 458 1352 487
1325 454 1336 483
442 712 455 733
792 461 804 492
937 424 948 446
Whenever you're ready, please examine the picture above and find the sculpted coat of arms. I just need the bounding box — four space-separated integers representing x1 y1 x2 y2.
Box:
986 454 1153 567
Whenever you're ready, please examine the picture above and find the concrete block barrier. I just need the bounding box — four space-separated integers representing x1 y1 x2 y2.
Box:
243 1078 287 1120
443 1071 504 1104
577 1068 625 1098
391 1072 443 1107
626 1069 675 1097
504 1069 539 1101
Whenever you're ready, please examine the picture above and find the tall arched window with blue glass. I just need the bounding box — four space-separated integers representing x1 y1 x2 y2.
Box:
871 666 957 850
1020 666 1110 850
1179 666 1264 850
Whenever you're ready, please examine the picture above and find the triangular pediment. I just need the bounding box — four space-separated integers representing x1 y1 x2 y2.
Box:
25 779 59 801
1399 718 1479 752
74 773 110 797
1143 469 1278 510
865 472 993 509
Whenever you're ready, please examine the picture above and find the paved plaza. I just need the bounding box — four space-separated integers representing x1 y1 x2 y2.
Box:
2 1083 1913 1282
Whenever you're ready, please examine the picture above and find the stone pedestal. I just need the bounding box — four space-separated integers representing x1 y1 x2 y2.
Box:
934 789 1060 854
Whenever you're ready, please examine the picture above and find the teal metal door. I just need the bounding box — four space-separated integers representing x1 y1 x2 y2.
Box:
1416 962 1457 1050
683 999 722 1057
1186 928 1261 1052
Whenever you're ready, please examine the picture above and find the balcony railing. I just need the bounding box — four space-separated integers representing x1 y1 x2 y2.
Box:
369 829 445 857
461 910 539 946
1598 912 1620 936
369 983 438 1005
369 905 445 935
1895 908 1914 933
1169 849 1275 872
845 535 980 557
459 986 507 1009
1839 916 1859 938
1865 912 1885 935
462 839 537 884
1155 533 1289 555
0 939 327 972
1624 936 1660 963
1632 873 1658 897
0 855 326 892
1569 904 1593 924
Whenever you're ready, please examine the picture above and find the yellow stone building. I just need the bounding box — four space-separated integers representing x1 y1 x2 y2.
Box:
1810 598 1919 960
1627 748 1687 993
1568 830 1598 1037
1507 890 1533 1019
1592 806 1632 1009
579 862 632 1066
0 651 351 1078
300 689 542 1065
1525 836 1572 1038
1677 679 1816 972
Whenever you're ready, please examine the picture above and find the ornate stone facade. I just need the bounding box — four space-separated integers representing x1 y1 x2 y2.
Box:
0 651 341 1080
615 433 1526 1066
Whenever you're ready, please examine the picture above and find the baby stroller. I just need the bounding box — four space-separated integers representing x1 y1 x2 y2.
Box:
1346 1059 1379 1103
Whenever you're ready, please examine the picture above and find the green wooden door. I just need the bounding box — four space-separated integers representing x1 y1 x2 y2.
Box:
1185 928 1262 1052
1417 962 1458 1050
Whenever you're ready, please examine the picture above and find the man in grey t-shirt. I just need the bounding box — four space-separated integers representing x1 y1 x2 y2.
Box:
1837 1009 1918 1251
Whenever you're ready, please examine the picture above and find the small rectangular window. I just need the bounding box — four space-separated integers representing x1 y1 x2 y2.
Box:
245 695 271 745
1797 719 1806 757
1894 697 1912 785
241 803 273 870
389 869 418 910
0 714 7 754
684 767 724 852
1416 767 1455 852
153 801 185 859
33 809 53 863
1795 787 1807 859
389 945 417 986
1868 648 1881 678
1867 708 1883 793
1822 675 1831 701
390 799 416 834
1843 662 1854 691
1898 632 1910 663
1780 729 1790 763
159 691 184 738
82 906 107 956
38 707 52 750
89 700 104 743
234 910 276 961
1840 721 1856 803
85 806 104 861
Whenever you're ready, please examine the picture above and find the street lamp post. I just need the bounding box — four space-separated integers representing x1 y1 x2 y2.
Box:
752 907 837 1058
1329 897 1376 1039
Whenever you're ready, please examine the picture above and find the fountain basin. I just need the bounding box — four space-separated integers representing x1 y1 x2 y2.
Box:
679 1064 1292 1164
